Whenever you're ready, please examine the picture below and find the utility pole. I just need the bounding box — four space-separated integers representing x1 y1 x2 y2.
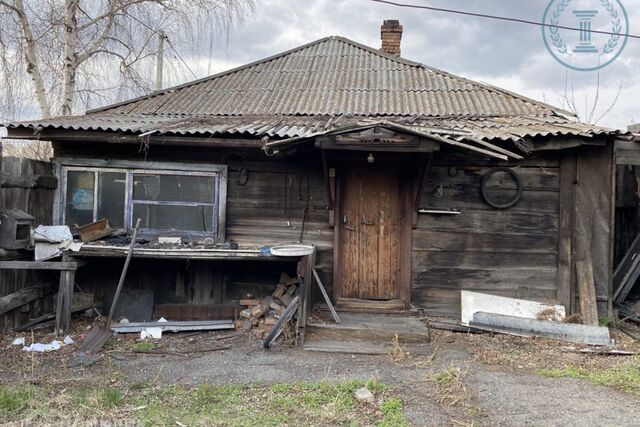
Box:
156 30 165 91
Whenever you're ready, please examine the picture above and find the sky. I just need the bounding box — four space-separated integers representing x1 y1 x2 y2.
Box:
168 0 640 130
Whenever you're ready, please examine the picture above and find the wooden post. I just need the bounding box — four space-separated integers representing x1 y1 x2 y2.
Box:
576 259 599 326
54 269 75 336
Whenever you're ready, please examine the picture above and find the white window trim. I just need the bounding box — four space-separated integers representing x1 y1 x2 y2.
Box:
54 158 227 241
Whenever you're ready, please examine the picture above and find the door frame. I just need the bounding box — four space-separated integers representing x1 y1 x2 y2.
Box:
332 155 413 308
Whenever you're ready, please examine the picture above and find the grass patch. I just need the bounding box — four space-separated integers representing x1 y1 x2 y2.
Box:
537 365 640 395
0 380 406 426
133 341 156 352
379 397 407 427
0 386 32 417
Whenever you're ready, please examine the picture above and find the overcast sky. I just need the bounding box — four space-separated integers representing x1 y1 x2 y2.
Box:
169 0 640 130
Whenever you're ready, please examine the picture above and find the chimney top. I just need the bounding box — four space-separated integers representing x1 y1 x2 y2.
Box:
381 20 403 57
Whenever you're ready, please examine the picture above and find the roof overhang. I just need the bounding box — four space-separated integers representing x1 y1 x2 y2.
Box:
263 121 521 161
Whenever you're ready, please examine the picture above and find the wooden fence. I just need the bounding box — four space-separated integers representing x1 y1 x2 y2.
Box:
1 156 56 332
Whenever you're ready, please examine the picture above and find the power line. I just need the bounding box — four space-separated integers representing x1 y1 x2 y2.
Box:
370 0 640 40
165 37 198 80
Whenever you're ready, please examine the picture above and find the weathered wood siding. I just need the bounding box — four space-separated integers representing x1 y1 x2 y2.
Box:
54 142 333 308
0 156 55 331
412 153 561 316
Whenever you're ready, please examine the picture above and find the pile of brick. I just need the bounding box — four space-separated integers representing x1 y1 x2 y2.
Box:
235 273 299 339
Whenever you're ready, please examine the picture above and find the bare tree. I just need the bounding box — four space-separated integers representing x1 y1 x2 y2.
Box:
0 0 255 119
559 69 623 126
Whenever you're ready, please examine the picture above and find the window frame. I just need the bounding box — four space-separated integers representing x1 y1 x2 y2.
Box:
55 158 227 241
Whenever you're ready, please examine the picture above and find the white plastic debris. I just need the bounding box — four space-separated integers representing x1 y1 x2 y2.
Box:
63 335 74 345
157 317 168 323
140 327 163 340
11 337 25 346
23 340 63 352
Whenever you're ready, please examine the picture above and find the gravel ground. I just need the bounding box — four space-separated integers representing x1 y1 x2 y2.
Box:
112 334 639 426
2 326 639 426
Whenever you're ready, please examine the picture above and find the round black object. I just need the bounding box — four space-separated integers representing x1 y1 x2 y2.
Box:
480 167 523 209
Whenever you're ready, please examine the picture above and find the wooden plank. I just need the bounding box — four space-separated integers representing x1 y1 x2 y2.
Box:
574 145 615 316
312 268 340 323
0 285 52 316
557 153 576 312
412 251 557 270
0 173 58 189
576 260 599 326
0 261 83 270
54 270 75 337
613 232 640 302
416 210 558 235
359 166 378 299
616 149 640 165
412 230 558 253
412 267 558 291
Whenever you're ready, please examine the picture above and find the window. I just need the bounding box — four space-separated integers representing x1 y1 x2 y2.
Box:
61 164 226 239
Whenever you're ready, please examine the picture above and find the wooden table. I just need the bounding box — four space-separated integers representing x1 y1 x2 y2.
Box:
0 259 85 336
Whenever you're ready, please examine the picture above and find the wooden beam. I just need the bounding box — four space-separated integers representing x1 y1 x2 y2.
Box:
54 270 75 337
313 268 340 323
412 153 432 228
0 285 53 316
576 260 599 326
6 128 264 148
0 173 58 189
557 153 576 312
0 261 84 270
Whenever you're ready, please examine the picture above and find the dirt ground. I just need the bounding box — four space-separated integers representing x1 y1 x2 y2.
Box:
1 320 639 426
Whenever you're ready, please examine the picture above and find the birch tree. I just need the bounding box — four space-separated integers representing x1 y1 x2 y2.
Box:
0 0 255 119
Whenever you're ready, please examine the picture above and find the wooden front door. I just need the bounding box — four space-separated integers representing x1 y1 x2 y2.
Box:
337 163 403 302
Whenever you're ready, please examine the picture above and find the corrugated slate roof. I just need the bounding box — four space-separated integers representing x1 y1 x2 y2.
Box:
3 35 625 157
93 36 559 118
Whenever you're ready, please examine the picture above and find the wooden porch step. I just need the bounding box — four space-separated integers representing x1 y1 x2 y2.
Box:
303 340 431 355
307 312 431 344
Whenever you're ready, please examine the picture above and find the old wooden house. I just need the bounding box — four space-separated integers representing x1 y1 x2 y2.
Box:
3 21 632 331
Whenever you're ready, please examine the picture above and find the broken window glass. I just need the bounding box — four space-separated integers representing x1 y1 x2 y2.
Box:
65 171 94 225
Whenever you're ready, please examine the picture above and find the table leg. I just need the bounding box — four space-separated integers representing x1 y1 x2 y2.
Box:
54 270 75 337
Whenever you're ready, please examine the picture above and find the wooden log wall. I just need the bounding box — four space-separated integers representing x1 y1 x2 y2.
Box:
0 156 55 331
412 153 561 317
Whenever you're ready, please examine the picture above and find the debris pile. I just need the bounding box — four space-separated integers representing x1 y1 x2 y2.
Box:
235 273 299 339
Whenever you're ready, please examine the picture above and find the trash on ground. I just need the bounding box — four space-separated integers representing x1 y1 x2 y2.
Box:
11 337 25 346
461 290 566 325
140 327 163 340
469 311 612 346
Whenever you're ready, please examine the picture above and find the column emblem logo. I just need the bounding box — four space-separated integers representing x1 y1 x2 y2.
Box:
542 0 629 71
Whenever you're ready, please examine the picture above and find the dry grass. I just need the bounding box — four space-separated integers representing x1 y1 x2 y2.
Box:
428 363 480 426
389 332 407 362
430 328 640 373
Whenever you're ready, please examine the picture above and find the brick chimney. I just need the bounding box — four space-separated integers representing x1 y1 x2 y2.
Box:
381 20 403 56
